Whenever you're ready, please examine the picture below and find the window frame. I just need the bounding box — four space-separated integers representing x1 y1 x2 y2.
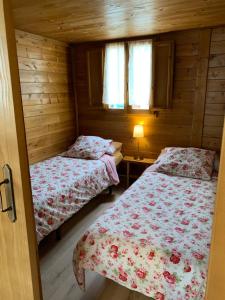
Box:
102 39 154 113
85 37 174 114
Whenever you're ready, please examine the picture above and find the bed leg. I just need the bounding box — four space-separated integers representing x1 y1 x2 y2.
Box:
56 228 61 241
108 186 112 195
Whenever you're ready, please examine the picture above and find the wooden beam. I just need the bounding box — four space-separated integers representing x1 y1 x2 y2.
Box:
191 28 211 147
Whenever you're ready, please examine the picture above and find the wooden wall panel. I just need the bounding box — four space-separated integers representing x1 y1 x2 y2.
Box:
73 29 213 158
202 27 225 151
191 29 211 147
16 30 76 164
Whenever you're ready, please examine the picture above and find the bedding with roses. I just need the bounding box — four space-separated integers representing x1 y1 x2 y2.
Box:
74 166 217 299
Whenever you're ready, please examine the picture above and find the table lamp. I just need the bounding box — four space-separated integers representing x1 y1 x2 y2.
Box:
133 124 144 160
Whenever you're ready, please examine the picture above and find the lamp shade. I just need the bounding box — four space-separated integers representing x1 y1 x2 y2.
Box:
133 124 144 138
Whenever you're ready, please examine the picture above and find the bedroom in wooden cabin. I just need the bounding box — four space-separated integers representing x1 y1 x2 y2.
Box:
1 1 225 300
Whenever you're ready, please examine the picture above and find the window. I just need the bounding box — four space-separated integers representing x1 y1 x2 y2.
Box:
102 40 152 110
86 39 174 111
102 43 125 109
128 40 152 109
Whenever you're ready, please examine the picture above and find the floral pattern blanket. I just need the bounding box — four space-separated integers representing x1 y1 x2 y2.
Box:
73 168 217 300
30 156 118 243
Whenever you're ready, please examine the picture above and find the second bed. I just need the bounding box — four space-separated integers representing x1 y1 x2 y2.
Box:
73 147 217 300
31 151 122 243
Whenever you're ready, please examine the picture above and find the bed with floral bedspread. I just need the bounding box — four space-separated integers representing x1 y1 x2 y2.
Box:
73 167 217 300
30 156 118 243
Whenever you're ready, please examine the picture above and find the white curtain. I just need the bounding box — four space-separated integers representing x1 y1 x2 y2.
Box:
128 40 152 109
103 43 125 109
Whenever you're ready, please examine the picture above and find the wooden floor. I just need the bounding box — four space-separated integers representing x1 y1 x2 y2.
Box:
39 185 149 300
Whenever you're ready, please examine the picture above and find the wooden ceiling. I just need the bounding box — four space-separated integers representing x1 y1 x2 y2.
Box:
12 0 225 43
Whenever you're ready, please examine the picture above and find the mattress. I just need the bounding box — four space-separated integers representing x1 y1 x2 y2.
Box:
30 155 119 243
113 151 123 166
74 168 217 300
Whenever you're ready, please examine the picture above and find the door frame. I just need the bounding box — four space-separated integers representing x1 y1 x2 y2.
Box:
206 116 225 299
0 0 42 299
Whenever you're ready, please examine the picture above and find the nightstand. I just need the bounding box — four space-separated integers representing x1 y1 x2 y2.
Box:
123 156 156 187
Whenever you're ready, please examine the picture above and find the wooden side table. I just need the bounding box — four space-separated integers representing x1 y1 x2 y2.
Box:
123 156 156 187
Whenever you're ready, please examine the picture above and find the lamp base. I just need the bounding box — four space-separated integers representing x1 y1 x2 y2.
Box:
134 138 143 161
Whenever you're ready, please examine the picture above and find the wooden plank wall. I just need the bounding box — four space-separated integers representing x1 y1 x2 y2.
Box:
74 28 222 158
202 27 225 151
15 30 77 164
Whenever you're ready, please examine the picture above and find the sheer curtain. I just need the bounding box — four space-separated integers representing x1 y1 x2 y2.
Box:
128 40 152 109
102 43 125 109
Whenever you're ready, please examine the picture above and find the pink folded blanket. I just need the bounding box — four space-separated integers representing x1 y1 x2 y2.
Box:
100 154 119 185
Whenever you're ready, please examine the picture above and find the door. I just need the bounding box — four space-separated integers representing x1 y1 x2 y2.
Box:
206 117 225 299
0 1 42 299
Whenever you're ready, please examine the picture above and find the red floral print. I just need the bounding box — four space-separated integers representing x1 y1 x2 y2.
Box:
119 268 128 282
79 250 85 259
74 168 217 299
111 245 118 252
148 251 155 260
131 213 139 219
181 219 190 225
155 292 165 300
170 254 181 264
131 281 137 289
184 265 192 272
110 245 119 258
192 252 205 260
163 271 176 284
47 217 53 225
132 223 141 230
30 155 117 242
99 227 108 234
38 211 45 218
123 230 134 238
165 236 174 243
119 273 127 282
136 268 147 279
128 257 135 266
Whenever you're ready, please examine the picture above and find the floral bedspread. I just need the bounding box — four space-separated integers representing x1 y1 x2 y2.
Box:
73 168 217 300
30 156 116 243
